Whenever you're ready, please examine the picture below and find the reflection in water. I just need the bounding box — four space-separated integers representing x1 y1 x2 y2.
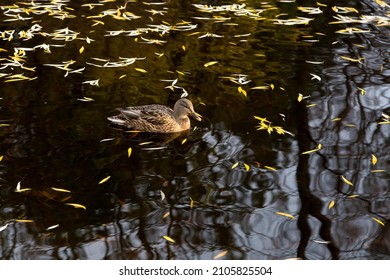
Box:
0 0 389 259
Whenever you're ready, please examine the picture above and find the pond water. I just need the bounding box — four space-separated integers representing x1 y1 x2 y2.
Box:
0 0 389 260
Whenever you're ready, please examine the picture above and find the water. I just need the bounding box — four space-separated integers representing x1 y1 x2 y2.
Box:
0 0 389 259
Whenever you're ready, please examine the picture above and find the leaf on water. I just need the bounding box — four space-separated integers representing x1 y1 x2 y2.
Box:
251 85 269 90
358 87 365 95
370 169 386 173
0 124 11 127
190 197 194 209
119 74 127 79
213 250 228 260
79 46 84 54
181 138 187 145
65 203 86 210
127 147 132 158
371 154 377 165
265 166 276 171
313 240 331 244
348 194 359 198
0 155 3 161
182 45 186 51
332 118 341 122
163 235 175 243
204 61 219 67
162 212 170 219
100 138 115 142
160 190 166 201
46 224 60 230
301 147 320 155
77 97 94 102
135 68 147 73
341 175 353 186
372 217 385 227
297 93 303 102
276 212 294 219
270 84 275 90
15 219 34 223
139 141 153 146
244 163 250 171
15 181 31 192
238 86 247 97
328 200 335 209
231 162 239 169
51 187 71 193
99 176 111 184
0 224 9 232
310 73 321 81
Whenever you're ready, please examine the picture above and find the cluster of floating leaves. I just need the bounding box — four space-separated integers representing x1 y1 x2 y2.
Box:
1 0 389 246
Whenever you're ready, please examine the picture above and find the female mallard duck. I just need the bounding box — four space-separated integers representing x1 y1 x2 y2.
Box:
107 98 202 133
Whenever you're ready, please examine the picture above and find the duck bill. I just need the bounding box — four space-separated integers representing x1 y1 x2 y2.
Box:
191 112 202 121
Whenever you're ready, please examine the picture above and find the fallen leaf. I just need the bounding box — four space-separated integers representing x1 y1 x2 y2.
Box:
372 217 385 227
99 176 111 184
163 235 175 243
128 147 132 158
213 250 228 260
231 162 239 169
51 187 71 193
371 154 377 165
204 61 219 67
341 175 353 186
65 203 86 210
276 212 294 219
328 200 335 209
79 46 84 54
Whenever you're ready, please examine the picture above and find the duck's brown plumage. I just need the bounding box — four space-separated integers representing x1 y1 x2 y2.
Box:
107 98 202 133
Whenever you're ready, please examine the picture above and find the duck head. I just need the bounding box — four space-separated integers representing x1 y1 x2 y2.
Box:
174 98 202 121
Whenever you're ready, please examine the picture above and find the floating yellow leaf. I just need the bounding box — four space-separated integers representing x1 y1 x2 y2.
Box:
238 86 247 97
297 93 303 102
244 163 250 171
213 250 228 260
128 147 132 158
162 212 170 219
358 87 365 95
163 235 175 243
119 74 127 79
276 212 294 219
372 217 385 227
65 203 86 210
46 224 60 230
15 219 34 223
51 187 71 193
348 194 359 198
99 176 111 184
265 166 277 171
204 61 219 67
182 45 186 51
135 68 147 73
270 84 275 90
181 138 187 145
190 197 194 209
231 162 239 169
0 156 3 161
79 46 84 54
328 200 335 209
370 169 386 173
371 154 377 165
341 175 353 186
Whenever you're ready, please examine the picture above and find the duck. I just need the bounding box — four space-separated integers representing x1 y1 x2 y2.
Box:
107 98 202 133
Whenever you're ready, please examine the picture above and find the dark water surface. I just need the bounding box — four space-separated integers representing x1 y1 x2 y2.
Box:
0 0 389 259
